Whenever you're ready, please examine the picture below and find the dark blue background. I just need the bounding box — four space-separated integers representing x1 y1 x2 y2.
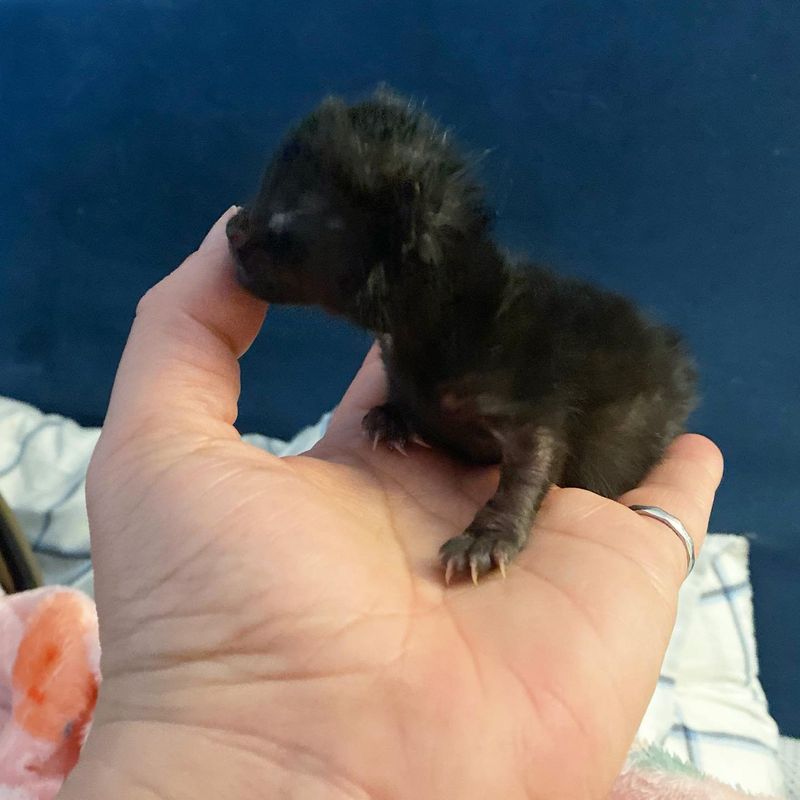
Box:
1 1 798 733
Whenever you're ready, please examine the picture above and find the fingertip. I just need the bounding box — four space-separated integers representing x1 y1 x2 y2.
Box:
197 205 241 252
619 433 723 578
363 341 383 365
666 433 724 487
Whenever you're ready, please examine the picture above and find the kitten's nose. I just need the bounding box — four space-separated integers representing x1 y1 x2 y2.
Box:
226 214 249 250
227 228 247 250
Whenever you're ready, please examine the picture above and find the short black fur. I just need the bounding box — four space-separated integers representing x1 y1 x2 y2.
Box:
227 87 697 583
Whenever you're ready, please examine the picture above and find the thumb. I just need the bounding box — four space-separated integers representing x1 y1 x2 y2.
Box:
100 207 267 446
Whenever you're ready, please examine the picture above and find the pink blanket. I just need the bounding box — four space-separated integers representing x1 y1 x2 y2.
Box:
610 748 777 799
0 587 777 799
0 588 98 800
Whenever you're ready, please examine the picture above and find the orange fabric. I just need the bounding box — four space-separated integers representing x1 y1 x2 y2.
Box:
12 591 98 750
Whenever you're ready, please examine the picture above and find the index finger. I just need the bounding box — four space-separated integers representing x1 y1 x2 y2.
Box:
101 208 267 440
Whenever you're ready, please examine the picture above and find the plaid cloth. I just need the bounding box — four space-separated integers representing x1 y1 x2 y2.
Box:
0 396 793 797
0 398 329 597
635 533 784 796
782 737 800 800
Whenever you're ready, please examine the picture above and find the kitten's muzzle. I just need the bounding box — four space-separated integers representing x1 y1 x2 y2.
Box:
225 210 250 248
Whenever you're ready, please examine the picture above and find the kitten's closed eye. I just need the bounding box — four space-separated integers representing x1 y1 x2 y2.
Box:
268 211 296 234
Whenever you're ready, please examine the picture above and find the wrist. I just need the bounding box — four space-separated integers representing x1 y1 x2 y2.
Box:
59 718 367 800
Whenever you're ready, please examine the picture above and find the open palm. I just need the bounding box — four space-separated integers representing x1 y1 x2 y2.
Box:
63 209 722 800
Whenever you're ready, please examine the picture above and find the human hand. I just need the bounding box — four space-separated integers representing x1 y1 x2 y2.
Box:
60 208 722 800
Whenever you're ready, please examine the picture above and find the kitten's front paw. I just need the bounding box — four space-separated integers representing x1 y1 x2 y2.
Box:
439 526 522 585
362 404 413 455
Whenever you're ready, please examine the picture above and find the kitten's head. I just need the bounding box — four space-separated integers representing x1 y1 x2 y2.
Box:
227 87 489 315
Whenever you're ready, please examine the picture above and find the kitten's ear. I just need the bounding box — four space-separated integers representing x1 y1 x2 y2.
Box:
319 95 347 114
307 95 363 175
314 96 349 136
373 83 408 107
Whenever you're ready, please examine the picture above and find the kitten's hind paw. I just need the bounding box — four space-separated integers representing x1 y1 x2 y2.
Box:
439 530 520 585
362 404 414 455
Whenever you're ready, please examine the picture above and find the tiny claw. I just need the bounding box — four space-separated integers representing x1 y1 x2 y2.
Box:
391 441 408 456
498 558 507 579
470 559 479 586
372 433 380 451
445 560 455 586
410 434 432 449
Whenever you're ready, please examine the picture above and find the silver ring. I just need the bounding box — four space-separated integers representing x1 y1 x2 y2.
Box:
629 504 696 578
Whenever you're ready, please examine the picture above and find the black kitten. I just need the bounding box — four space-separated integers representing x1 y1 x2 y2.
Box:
227 87 697 584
